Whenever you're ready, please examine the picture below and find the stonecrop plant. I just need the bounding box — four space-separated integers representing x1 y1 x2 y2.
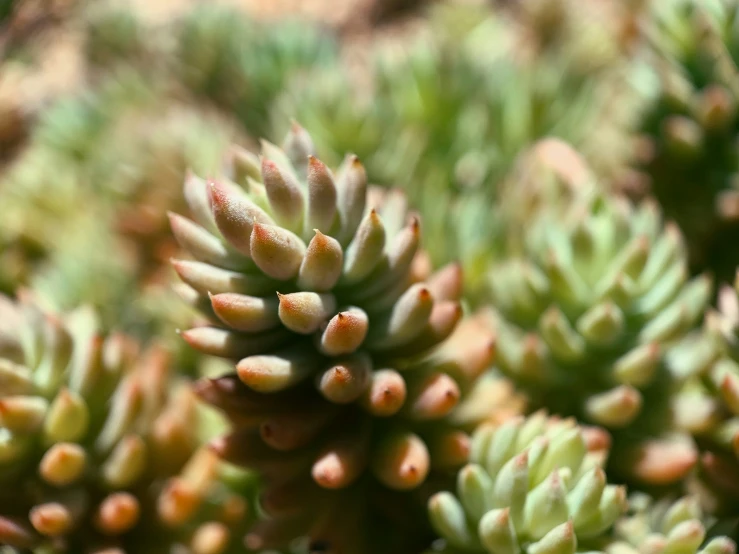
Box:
0 294 250 553
485 188 711 433
631 0 739 282
170 124 495 552
607 493 736 554
427 412 626 554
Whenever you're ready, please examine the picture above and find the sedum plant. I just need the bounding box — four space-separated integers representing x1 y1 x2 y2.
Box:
484 188 712 434
171 125 496 552
0 70 234 345
503 0 648 75
662 272 739 514
605 493 735 554
427 412 625 554
81 1 162 73
0 293 250 553
631 0 739 282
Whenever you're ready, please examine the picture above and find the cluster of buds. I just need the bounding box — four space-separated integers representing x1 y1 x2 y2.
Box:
171 124 496 552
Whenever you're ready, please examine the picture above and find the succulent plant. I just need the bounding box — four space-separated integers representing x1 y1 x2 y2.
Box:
630 0 739 282
171 125 496 552
605 493 735 554
427 412 625 554
483 188 712 439
503 0 647 75
651 272 739 514
0 293 251 553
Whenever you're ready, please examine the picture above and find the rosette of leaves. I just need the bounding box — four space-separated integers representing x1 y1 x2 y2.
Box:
605 493 735 554
0 294 251 553
171 125 496 553
484 189 712 439
427 412 625 554
631 0 739 282
176 4 338 138
0 149 121 300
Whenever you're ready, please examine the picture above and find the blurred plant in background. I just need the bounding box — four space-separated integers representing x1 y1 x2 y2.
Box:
626 0 739 284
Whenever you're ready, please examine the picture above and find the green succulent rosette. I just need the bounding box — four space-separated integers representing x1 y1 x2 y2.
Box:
427 412 625 554
82 1 152 70
485 189 712 436
659 272 739 512
171 125 496 553
176 4 338 138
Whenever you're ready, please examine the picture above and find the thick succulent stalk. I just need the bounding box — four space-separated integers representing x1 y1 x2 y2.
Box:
171 124 497 552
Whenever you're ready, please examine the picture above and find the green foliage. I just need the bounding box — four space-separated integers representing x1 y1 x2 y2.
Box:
485 189 711 434
606 493 734 554
0 71 231 346
83 1 150 69
177 4 339 137
7 1 739 553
